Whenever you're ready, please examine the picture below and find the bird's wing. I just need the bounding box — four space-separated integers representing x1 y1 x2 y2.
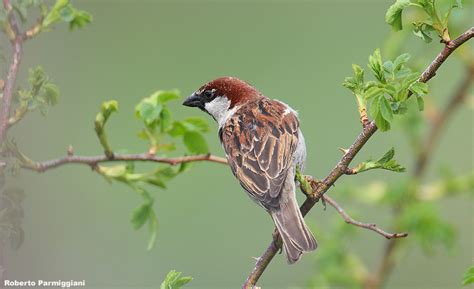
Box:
220 98 300 209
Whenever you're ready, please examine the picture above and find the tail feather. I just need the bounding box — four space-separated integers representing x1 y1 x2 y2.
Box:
271 196 317 264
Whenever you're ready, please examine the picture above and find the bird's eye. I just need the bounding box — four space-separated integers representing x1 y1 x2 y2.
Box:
203 89 216 100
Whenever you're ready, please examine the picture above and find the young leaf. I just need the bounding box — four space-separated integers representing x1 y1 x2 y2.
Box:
160 270 193 289
183 131 208 154
42 0 92 30
183 117 210 133
385 0 413 31
417 0 436 18
416 96 425 111
413 22 435 43
364 86 383 100
160 107 172 132
136 101 162 125
393 53 411 72
157 90 180 104
368 49 386 83
409 81 428 96
131 202 152 230
353 147 406 173
95 100 118 157
147 210 158 250
379 97 394 122
462 266 474 286
375 112 391 131
98 164 127 179
168 121 186 137
69 10 92 30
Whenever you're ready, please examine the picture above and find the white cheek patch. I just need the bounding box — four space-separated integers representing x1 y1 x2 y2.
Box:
204 96 238 128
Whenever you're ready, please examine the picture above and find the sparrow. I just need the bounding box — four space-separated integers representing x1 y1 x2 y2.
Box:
183 77 317 264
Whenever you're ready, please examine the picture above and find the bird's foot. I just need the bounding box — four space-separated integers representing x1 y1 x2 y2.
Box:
272 228 283 254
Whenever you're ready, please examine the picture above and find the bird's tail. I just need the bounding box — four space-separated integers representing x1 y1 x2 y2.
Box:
271 196 317 264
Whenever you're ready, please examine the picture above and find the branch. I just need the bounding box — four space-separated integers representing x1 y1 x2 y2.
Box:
242 27 474 289
420 27 474 83
323 195 408 239
0 0 23 145
21 152 228 172
242 122 378 289
366 29 474 289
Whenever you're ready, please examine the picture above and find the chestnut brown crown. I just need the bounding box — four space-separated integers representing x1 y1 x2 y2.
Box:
183 77 262 109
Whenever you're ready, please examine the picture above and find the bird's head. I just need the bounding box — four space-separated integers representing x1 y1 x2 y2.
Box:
183 77 261 125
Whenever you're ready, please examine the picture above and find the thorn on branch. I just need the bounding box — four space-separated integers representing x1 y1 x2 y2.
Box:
339 147 349 154
344 168 357 175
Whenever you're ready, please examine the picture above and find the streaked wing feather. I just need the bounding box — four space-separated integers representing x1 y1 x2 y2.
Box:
221 98 299 209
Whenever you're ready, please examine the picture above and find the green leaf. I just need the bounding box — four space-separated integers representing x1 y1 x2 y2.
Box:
375 111 391 131
383 61 394 74
160 107 172 132
369 96 380 119
379 97 393 122
15 66 60 119
462 266 474 286
368 49 386 83
168 122 186 137
95 100 118 157
364 86 383 100
59 5 75 22
342 76 357 92
136 101 162 125
393 53 411 72
416 96 425 111
183 131 208 154
352 64 364 85
69 10 92 30
42 83 60 105
409 81 428 96
378 147 395 164
417 0 436 17
101 100 119 118
183 117 210 133
147 210 158 250
160 270 193 289
157 90 180 104
99 164 127 179
353 147 406 173
131 202 152 230
42 0 92 30
385 0 413 31
413 22 435 43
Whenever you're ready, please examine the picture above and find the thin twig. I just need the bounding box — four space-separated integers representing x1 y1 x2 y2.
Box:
323 195 408 239
23 17 43 40
21 153 228 172
242 27 474 289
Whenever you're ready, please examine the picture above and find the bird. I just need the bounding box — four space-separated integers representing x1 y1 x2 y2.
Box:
183 76 317 264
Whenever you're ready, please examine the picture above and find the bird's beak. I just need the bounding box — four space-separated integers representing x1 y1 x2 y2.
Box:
182 92 203 108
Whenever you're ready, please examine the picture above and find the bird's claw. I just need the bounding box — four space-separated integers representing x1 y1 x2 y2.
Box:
272 228 283 254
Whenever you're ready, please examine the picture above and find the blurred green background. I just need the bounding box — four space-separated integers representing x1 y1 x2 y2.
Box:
3 0 472 288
